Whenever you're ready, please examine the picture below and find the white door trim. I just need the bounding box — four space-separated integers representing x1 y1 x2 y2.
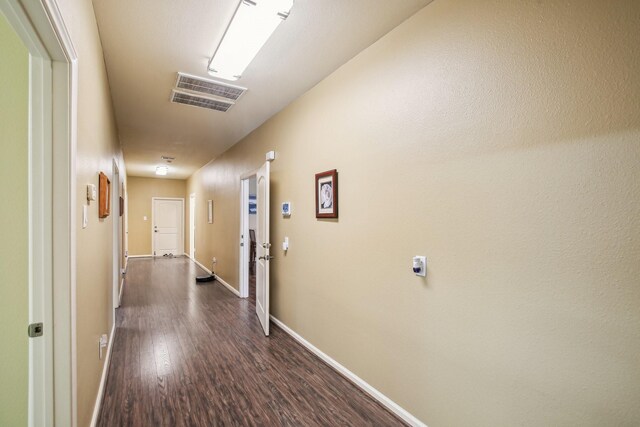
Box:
0 0 78 425
239 168 260 299
239 178 250 298
189 193 196 259
111 159 120 324
151 197 185 257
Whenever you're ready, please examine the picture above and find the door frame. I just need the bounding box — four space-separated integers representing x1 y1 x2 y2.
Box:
111 159 121 321
189 193 196 259
151 197 185 257
0 0 78 425
239 170 258 299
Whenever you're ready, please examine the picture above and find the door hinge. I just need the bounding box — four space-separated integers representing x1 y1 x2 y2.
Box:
28 322 43 338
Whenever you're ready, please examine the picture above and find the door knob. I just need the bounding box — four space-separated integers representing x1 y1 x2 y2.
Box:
258 255 274 261
261 242 271 248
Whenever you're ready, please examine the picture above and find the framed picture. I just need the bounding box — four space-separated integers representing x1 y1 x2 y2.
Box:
207 200 213 224
99 172 111 218
315 169 338 218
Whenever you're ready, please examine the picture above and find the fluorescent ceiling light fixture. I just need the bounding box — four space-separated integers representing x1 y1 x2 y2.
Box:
156 166 169 176
208 0 294 81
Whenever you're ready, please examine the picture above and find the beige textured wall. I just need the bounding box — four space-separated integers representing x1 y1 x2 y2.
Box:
187 0 640 425
127 176 187 255
0 13 29 426
55 0 126 425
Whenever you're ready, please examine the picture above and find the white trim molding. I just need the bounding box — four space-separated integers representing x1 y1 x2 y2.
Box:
189 257 241 297
127 254 154 259
118 278 125 305
215 275 240 297
89 323 116 427
269 316 427 427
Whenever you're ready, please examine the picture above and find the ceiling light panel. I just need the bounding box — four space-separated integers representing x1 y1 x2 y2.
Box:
170 90 234 112
208 0 294 81
176 72 246 101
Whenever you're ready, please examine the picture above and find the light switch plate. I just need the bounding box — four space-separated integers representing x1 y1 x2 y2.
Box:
87 184 96 201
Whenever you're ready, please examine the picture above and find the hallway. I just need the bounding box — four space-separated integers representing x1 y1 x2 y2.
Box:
98 257 404 426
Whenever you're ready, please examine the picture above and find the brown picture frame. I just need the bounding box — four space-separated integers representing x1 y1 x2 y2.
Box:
99 172 111 218
315 169 338 218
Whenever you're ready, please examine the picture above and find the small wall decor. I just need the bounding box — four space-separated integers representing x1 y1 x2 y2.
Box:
207 200 213 224
249 194 257 215
99 172 111 218
315 169 338 218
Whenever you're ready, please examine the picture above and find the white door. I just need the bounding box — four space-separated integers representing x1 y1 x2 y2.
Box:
189 194 196 258
153 198 183 256
256 161 271 335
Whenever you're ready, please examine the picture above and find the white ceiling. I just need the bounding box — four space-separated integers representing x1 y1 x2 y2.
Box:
92 0 432 179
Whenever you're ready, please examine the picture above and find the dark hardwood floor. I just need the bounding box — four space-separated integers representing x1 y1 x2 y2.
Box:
97 257 405 426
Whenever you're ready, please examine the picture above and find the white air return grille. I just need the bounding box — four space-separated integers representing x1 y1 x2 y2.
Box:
170 90 234 112
176 72 246 101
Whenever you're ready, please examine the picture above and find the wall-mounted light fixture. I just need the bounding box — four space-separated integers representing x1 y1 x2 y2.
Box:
156 166 169 176
208 0 294 81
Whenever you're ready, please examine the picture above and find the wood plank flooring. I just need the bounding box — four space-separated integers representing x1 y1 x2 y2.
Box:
97 257 405 426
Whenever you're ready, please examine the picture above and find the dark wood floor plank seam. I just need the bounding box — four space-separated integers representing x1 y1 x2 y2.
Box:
97 257 406 427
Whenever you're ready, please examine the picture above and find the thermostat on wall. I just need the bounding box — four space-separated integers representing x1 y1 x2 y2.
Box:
282 202 291 217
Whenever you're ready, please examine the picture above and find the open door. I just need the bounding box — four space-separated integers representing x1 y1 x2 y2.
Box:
256 161 271 335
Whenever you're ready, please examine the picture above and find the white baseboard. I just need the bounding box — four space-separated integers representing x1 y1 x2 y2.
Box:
191 257 211 275
269 316 426 427
214 274 240 297
89 323 116 427
127 254 153 258
189 257 241 297
118 277 124 305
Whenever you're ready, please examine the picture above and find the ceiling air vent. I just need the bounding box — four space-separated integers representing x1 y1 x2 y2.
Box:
175 72 246 101
170 90 234 113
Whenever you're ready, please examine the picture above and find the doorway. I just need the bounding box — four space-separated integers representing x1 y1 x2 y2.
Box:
240 175 255 301
239 159 272 335
152 197 184 257
189 193 196 259
0 1 77 425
